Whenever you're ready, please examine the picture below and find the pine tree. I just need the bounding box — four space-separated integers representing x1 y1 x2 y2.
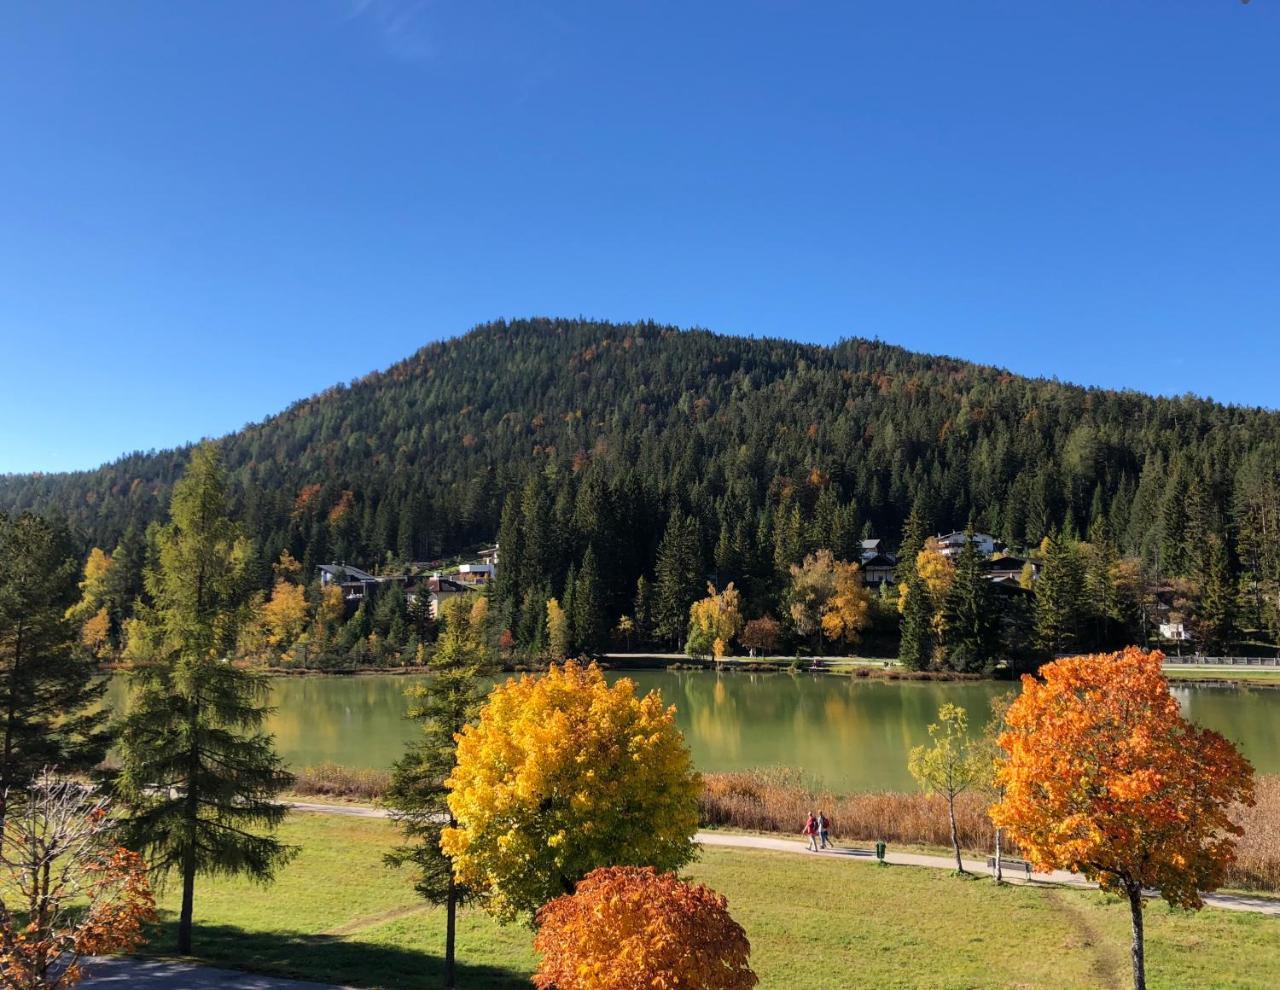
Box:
572 547 607 655
1196 536 1236 655
654 512 703 649
1034 535 1086 658
384 594 493 988
115 444 295 955
0 513 110 826
896 501 929 586
940 528 999 672
899 570 933 670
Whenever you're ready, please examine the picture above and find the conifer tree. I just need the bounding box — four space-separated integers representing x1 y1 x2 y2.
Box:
940 527 999 672
654 512 703 648
1034 535 1086 658
115 444 294 955
385 594 493 989
0 513 110 827
899 570 934 670
1195 536 1236 655
572 547 607 655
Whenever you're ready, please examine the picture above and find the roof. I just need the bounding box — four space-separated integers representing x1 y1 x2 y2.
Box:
861 553 897 568
860 538 881 550
423 576 471 595
938 531 997 543
319 563 378 583
986 555 1030 570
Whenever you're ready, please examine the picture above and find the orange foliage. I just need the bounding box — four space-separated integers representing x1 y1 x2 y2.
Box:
291 483 322 519
327 490 355 524
991 648 1255 910
533 866 757 990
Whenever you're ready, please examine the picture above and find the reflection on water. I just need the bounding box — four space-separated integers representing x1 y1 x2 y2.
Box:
104 671 1280 793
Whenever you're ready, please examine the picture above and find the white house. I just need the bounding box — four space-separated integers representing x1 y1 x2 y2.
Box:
936 532 1001 559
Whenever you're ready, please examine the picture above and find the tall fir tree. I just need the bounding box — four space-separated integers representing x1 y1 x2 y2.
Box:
572 547 606 655
116 444 295 955
898 570 934 670
1034 534 1086 658
1195 536 1236 655
940 527 999 672
0 513 110 826
384 594 493 988
654 511 703 649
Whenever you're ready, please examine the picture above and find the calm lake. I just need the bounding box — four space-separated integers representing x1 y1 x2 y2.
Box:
104 671 1280 793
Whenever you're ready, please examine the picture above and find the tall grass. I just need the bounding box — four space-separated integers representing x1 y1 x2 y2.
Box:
700 769 1280 893
292 762 391 801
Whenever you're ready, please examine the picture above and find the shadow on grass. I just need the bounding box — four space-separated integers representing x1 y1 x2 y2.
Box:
138 921 528 990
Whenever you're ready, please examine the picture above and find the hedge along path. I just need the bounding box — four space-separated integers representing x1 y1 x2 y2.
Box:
287 803 1280 919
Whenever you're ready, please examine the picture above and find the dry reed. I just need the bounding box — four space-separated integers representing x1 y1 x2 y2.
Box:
292 762 391 801
700 769 1280 893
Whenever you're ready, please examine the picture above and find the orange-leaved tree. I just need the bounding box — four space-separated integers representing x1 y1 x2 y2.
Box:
533 866 757 990
0 773 155 990
442 661 701 922
990 647 1254 990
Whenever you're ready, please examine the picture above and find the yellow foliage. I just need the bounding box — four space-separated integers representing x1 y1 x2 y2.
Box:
262 580 308 648
687 583 743 657
443 661 701 921
546 597 570 660
66 547 112 623
80 607 112 658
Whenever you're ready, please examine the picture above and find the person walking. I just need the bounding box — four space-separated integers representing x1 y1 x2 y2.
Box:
803 811 819 851
817 811 832 850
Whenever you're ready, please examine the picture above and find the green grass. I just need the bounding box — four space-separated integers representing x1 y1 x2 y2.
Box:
1164 667 1280 683
141 811 1280 989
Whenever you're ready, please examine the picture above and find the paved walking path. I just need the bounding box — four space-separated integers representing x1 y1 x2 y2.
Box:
81 958 349 989
288 800 1280 918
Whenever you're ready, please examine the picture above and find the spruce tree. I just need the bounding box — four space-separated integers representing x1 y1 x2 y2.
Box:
572 547 606 655
1196 536 1236 655
654 512 703 649
0 513 110 826
385 594 492 988
899 570 934 670
940 528 999 672
116 444 294 955
1034 535 1086 658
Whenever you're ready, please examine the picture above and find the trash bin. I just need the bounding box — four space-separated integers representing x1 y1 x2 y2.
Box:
875 840 886 863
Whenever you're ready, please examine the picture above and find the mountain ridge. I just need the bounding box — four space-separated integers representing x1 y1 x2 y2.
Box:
2 318 1277 583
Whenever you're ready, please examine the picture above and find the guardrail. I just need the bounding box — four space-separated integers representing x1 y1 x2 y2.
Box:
1162 655 1280 667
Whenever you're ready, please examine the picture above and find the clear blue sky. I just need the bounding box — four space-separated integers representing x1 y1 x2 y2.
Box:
2 1 1278 474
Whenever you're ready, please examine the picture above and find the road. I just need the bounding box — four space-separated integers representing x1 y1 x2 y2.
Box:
81 958 349 989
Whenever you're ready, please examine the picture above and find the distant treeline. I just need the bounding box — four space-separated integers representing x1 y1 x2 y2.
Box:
4 318 1279 665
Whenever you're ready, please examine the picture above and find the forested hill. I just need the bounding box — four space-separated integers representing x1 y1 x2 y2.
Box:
3 317 1278 593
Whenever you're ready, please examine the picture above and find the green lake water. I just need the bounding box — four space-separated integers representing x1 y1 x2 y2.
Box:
103 671 1280 793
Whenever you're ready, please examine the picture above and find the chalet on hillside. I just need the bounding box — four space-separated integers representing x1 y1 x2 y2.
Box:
859 553 897 586
318 563 383 602
936 531 1002 558
985 555 1037 582
409 574 474 620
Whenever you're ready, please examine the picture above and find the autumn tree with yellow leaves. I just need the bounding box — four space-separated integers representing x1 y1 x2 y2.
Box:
443 661 701 921
533 866 757 990
990 648 1255 990
787 550 871 653
686 582 744 658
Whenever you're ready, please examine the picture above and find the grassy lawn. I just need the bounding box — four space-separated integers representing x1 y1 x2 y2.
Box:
1164 667 1280 684
140 811 1280 989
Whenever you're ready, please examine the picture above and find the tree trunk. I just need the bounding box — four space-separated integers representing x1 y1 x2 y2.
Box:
178 846 196 955
1127 881 1146 990
443 875 457 989
948 794 964 873
994 826 1004 883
